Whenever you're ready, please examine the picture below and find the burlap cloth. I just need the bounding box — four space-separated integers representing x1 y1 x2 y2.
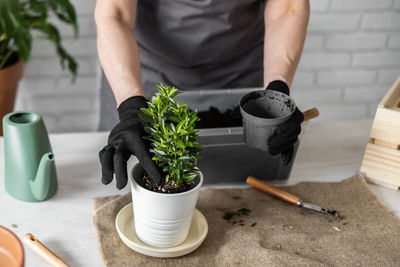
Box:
93 175 400 266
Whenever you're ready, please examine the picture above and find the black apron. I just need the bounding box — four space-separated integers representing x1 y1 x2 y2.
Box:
99 0 265 130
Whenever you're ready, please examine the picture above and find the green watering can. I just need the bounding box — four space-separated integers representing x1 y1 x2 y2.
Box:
3 111 57 202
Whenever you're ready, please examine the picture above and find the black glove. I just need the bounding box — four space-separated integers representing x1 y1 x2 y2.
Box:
99 96 162 189
266 80 304 164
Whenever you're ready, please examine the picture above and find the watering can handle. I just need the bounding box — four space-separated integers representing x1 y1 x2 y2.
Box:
302 107 319 122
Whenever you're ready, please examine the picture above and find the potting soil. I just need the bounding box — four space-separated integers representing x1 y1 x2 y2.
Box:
140 174 200 193
195 106 242 128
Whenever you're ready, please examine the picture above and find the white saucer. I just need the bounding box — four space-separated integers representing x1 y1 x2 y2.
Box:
115 203 208 258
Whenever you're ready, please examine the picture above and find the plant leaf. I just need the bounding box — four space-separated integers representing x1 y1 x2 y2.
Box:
176 120 185 132
176 139 185 149
168 116 180 123
138 112 153 123
154 149 166 156
183 172 197 180
144 126 156 134
141 108 153 118
178 156 192 162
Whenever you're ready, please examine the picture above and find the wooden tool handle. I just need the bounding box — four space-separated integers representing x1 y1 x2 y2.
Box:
23 233 70 267
302 107 319 122
246 176 300 205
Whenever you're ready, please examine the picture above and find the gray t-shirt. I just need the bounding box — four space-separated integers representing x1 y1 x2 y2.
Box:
99 0 265 130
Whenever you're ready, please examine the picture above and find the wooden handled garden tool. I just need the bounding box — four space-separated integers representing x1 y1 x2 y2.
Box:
246 176 342 219
279 107 319 164
23 233 70 267
302 107 319 121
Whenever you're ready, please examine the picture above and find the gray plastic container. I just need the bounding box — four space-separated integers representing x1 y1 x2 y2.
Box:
175 88 300 185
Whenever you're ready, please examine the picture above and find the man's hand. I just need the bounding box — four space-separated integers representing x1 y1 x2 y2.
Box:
99 96 162 189
266 80 304 164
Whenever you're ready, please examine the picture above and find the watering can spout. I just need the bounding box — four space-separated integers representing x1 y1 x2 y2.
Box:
30 152 55 201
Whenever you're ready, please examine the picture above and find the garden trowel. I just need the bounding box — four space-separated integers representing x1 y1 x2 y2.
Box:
246 176 342 219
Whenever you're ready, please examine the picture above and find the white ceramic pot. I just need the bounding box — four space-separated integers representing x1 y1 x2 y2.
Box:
130 163 203 248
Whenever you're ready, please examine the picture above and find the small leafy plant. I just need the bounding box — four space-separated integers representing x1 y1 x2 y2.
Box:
140 84 202 191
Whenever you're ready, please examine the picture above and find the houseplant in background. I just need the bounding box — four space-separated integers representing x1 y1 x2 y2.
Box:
0 0 78 134
130 84 204 247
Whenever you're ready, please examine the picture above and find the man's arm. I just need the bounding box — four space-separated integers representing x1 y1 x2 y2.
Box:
95 0 144 106
263 0 310 88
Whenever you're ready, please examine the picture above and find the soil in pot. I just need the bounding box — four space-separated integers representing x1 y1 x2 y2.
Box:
1 52 20 69
3 53 19 69
195 106 243 128
140 172 201 194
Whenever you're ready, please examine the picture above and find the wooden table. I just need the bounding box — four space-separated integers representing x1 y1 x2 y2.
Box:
1 120 399 267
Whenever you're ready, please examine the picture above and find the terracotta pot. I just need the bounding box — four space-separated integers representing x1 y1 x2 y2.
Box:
0 59 23 135
0 226 24 267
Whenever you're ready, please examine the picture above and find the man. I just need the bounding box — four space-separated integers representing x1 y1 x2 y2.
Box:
96 0 310 189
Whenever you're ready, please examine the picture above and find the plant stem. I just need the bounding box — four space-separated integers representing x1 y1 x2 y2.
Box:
0 49 14 70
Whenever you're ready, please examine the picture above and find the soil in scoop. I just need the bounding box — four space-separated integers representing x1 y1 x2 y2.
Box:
242 100 276 118
195 106 243 128
140 173 200 193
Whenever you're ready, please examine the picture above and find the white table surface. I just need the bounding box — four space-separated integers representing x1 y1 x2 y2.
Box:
1 120 399 267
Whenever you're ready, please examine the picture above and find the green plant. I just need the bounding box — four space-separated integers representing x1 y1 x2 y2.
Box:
0 0 78 78
140 84 202 186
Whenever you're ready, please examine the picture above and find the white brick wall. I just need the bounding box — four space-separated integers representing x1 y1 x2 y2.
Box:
15 0 99 133
330 0 393 11
362 12 400 30
15 0 400 132
308 14 361 32
317 70 377 86
396 0 400 9
295 0 400 121
326 33 387 50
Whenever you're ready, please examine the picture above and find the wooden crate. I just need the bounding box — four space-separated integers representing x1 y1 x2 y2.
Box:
360 75 400 190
